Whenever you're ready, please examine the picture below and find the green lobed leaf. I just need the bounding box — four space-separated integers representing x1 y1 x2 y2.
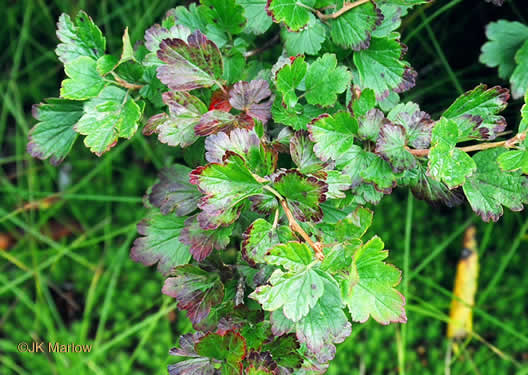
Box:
60 56 105 100
55 11 106 64
305 54 351 107
329 1 382 51
463 148 528 222
357 108 386 142
74 86 143 156
283 15 326 56
342 148 397 194
324 170 351 200
372 3 408 38
190 152 263 229
290 130 325 175
308 112 359 168
480 20 528 79
275 56 307 109
157 31 223 91
201 0 247 34
131 210 191 276
511 40 528 100
238 0 273 34
27 98 83 165
344 236 406 324
144 91 207 147
353 34 416 99
266 0 315 31
350 88 376 118
272 99 324 130
427 118 476 189
497 150 528 174
163 265 224 326
148 164 200 216
273 170 328 222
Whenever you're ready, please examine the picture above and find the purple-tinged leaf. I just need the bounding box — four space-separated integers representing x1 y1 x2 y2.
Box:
27 98 83 165
148 164 200 216
375 123 416 173
357 108 386 142
244 351 279 375
195 111 254 136
157 31 223 91
144 91 208 148
241 218 294 266
130 210 191 276
168 358 216 375
180 215 233 261
205 128 260 164
273 170 328 223
190 152 263 229
290 131 325 175
163 265 224 326
387 102 434 148
442 84 510 140
195 330 247 375
324 171 351 200
144 24 190 53
229 80 274 123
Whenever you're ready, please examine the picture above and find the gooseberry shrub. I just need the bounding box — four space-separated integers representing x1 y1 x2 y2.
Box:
29 0 528 373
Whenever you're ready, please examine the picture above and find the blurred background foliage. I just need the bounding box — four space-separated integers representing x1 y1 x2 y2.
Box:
1 0 527 374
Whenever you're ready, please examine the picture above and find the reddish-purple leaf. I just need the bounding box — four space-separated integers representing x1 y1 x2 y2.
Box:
157 31 223 91
229 80 274 123
180 215 233 261
162 265 224 326
195 111 254 136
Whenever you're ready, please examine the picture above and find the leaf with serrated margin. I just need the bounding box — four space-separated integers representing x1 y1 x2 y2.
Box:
387 102 434 148
60 56 105 100
400 161 464 208
163 265 224 326
74 86 143 156
190 152 263 229
344 236 406 324
511 40 528 100
480 20 528 80
229 80 274 123
241 219 294 266
305 54 351 107
463 148 528 222
27 99 83 165
266 0 315 31
168 333 215 375
350 87 376 117
55 11 106 64
283 15 326 56
498 150 528 174
131 210 191 276
442 84 509 140
275 56 307 109
157 31 223 91
273 170 328 222
144 91 207 147
195 330 247 375
372 3 407 38
239 0 273 34
325 171 351 199
427 118 476 189
249 191 279 215
144 24 190 53
180 215 233 261
202 0 247 34
262 335 302 369
272 99 324 131
148 164 200 216
342 148 397 194
196 110 254 136
353 34 416 100
250 242 326 322
375 123 416 172
290 131 325 175
205 128 277 176
329 1 382 51
358 109 386 142
308 112 359 168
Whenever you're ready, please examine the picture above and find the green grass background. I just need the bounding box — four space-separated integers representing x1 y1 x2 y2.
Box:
0 1 527 374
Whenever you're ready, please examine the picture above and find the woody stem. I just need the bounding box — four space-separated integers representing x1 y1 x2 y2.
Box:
315 0 371 21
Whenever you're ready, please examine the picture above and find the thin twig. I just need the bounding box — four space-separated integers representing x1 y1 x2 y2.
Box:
263 185 324 260
315 0 372 21
408 132 526 157
111 73 144 90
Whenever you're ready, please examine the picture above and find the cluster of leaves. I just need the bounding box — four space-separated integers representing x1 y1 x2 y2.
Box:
28 0 528 374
